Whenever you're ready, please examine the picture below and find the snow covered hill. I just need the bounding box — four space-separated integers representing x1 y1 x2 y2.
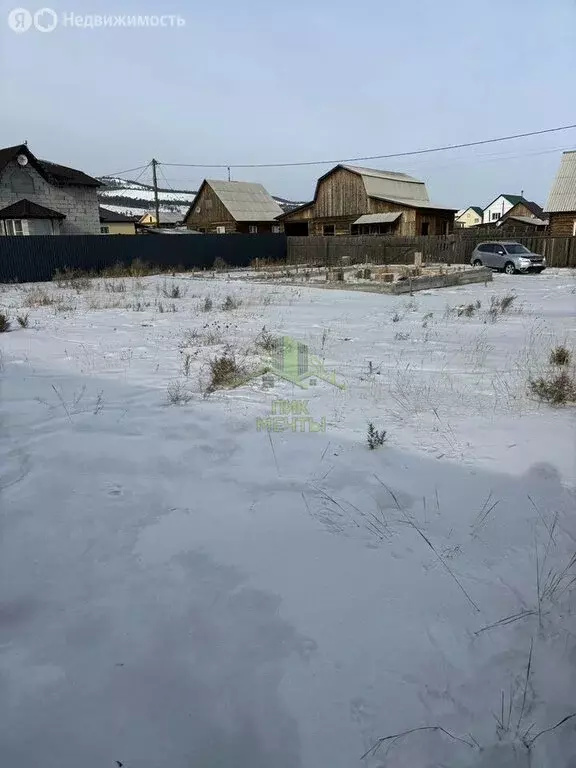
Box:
98 176 304 219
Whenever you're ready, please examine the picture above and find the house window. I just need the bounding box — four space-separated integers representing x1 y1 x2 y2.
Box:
249 225 258 234
205 199 212 211
216 226 225 234
5 219 25 236
9 168 35 195
491 212 499 221
323 224 335 236
101 225 110 234
421 222 430 236
272 225 281 233
195 206 201 214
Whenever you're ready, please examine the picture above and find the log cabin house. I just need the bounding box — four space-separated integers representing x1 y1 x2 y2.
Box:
185 179 284 234
545 151 576 236
277 164 456 236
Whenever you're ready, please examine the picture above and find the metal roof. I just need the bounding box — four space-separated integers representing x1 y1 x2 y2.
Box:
341 164 430 203
370 194 458 211
207 180 284 222
499 215 548 227
353 212 401 225
545 151 576 212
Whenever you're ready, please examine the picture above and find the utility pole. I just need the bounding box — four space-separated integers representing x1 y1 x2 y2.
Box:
227 166 231 182
151 158 160 227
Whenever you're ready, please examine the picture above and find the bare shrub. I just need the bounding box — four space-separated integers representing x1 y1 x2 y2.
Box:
255 327 281 353
182 353 192 377
24 287 56 307
103 280 127 293
0 312 11 332
529 371 576 406
394 331 410 341
166 380 192 405
53 267 93 290
213 257 229 272
392 311 402 323
222 294 241 311
367 423 387 449
550 345 571 367
16 313 29 328
203 297 213 312
487 293 517 321
206 349 249 392
162 280 185 299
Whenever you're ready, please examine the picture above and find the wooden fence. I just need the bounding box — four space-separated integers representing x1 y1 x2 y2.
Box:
287 234 576 269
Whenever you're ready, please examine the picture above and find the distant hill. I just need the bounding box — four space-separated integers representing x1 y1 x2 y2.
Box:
97 177 304 219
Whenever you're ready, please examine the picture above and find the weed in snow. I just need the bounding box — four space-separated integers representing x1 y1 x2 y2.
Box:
529 370 576 406
16 313 29 328
0 312 11 332
166 380 192 405
549 345 571 367
222 294 241 311
367 423 387 449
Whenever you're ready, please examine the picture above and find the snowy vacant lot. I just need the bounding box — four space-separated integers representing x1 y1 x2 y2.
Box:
1 269 575 768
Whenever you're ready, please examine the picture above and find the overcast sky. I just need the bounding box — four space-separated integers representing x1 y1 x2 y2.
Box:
1 0 575 206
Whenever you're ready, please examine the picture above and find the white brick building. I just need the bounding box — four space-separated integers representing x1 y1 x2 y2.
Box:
0 144 101 235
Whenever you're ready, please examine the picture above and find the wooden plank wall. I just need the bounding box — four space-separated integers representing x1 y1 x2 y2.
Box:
287 235 576 268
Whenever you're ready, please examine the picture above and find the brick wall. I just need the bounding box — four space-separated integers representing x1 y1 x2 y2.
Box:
0 161 100 235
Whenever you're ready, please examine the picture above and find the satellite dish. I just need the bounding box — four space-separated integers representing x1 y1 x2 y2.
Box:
17 154 29 166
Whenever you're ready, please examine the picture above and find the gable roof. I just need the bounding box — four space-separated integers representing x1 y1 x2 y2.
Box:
139 210 183 224
545 150 576 213
500 215 548 227
457 206 484 218
0 144 101 187
341 164 430 203
278 163 456 219
483 193 525 211
99 206 136 223
0 199 65 219
187 180 284 222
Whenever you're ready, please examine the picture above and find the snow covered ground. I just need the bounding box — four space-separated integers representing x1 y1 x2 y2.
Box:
1 270 575 768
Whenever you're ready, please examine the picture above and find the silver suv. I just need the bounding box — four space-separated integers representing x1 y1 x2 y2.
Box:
471 241 546 274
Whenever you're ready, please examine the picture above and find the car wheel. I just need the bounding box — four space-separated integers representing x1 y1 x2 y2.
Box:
504 261 516 275
472 259 482 267
534 268 545 274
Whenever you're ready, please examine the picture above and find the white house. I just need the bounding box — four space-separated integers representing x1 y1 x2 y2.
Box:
482 194 525 225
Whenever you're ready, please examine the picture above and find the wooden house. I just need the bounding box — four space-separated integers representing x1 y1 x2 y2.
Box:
277 164 456 236
545 151 576 236
184 180 284 233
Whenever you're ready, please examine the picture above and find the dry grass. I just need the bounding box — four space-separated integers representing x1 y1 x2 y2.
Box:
549 345 571 367
206 349 250 393
487 293 517 322
161 280 186 299
16 313 29 328
367 423 387 449
166 380 193 405
255 327 282 353
222 294 242 311
103 280 127 293
202 297 213 312
24 287 56 307
0 312 10 332
529 370 576 406
53 267 95 291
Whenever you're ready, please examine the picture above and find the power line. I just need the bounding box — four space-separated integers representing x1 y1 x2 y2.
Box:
159 123 576 170
100 163 151 179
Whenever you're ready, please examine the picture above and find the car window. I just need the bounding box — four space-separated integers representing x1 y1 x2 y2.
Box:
478 244 494 253
504 244 530 255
